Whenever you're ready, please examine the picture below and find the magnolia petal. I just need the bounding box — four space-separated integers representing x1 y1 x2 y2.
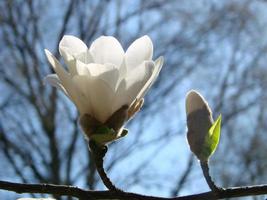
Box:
44 49 86 113
90 78 116 123
60 39 93 76
59 51 78 76
59 35 87 57
118 59 127 80
59 36 89 76
72 75 92 115
112 61 154 113
125 35 153 70
89 36 124 67
112 80 127 114
87 63 119 91
125 61 155 102
45 49 71 85
75 50 94 64
43 74 69 97
76 60 91 76
136 56 164 100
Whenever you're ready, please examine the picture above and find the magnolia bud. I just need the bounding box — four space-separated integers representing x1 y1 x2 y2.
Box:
186 90 214 161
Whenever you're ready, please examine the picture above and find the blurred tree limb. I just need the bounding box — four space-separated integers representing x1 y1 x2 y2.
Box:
1 1 267 199
0 180 267 200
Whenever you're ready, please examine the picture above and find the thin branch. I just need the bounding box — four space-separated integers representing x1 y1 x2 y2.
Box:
200 160 222 193
0 180 267 200
88 141 120 191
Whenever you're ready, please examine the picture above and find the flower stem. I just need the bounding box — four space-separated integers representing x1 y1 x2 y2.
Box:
200 160 223 193
88 140 120 191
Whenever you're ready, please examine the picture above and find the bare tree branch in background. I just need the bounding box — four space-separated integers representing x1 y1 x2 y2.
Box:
0 0 267 200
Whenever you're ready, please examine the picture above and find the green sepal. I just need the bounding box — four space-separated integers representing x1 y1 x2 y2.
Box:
200 114 222 161
90 126 128 145
95 126 112 135
90 126 116 144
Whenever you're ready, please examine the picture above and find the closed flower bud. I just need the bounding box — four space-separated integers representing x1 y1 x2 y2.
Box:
186 90 214 161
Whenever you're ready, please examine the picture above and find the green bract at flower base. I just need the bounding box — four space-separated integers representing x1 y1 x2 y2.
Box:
79 105 129 145
90 126 128 145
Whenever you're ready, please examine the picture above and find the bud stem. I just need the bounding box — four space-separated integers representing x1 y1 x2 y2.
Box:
200 160 223 193
88 141 121 191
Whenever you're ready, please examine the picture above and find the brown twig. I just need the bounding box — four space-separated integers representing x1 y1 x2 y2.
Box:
88 141 121 191
1 180 267 200
200 160 223 193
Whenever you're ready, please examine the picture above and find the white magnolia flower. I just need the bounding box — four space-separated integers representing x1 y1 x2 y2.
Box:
44 35 163 124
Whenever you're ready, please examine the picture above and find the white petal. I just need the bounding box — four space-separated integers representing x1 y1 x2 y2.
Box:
59 36 90 76
44 49 87 113
86 63 119 91
75 50 94 64
59 51 77 77
112 61 154 113
76 60 91 76
118 59 127 80
45 49 71 84
43 74 69 97
89 36 124 67
90 78 116 123
136 56 164 99
72 75 92 115
59 35 87 57
125 35 153 70
125 61 155 101
59 35 88 77
112 80 127 114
